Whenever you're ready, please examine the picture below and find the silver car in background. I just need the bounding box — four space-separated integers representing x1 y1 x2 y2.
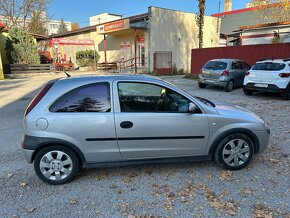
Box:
21 75 270 185
198 59 251 92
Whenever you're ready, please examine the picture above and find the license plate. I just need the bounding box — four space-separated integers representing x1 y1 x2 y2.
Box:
254 83 268 88
205 79 214 83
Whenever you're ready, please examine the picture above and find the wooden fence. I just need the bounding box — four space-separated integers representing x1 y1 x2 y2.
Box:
8 64 54 74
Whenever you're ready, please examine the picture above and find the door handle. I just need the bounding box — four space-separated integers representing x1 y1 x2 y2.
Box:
120 121 133 129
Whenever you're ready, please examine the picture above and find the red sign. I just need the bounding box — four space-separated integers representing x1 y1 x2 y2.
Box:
138 35 145 43
104 20 125 32
51 38 94 46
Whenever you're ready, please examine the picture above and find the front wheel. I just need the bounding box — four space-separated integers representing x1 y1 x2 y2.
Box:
214 133 254 170
34 146 80 185
243 87 253 95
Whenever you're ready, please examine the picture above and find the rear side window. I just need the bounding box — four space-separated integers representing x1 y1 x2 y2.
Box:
204 61 227 70
50 83 111 112
252 62 286 71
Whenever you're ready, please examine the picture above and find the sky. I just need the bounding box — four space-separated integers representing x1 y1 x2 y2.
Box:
49 0 249 27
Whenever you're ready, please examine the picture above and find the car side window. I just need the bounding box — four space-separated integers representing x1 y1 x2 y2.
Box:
232 62 242 70
118 82 190 113
240 62 250 70
50 83 111 112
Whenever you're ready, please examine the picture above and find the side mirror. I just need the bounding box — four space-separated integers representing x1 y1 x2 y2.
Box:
188 102 198 113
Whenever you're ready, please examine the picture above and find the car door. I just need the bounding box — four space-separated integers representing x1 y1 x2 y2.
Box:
113 80 210 159
48 82 119 163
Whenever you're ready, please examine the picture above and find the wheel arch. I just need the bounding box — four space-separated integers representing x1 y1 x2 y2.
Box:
23 136 86 164
208 128 260 158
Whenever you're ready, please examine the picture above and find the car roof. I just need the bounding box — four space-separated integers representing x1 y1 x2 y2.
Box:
208 59 244 63
56 74 163 84
256 59 290 64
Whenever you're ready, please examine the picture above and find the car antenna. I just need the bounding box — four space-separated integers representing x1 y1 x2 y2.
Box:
64 71 71 78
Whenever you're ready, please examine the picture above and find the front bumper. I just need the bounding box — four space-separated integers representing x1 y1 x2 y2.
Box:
22 149 34 163
244 83 286 93
198 77 227 87
253 128 270 154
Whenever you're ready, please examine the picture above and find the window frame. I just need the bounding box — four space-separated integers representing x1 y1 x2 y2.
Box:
117 81 197 114
49 82 111 113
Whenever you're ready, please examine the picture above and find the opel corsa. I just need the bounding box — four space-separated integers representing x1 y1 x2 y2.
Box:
21 75 270 185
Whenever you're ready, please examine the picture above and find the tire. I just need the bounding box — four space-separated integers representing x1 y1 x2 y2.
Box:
281 85 290 100
243 87 253 95
34 145 80 185
214 133 254 170
224 80 234 92
198 82 207 88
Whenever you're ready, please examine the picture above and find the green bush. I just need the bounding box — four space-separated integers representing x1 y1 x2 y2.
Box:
5 27 40 64
76 50 100 67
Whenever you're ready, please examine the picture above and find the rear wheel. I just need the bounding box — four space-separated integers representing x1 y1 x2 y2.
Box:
224 80 234 92
243 87 253 95
34 146 80 185
281 84 290 100
214 133 254 170
198 82 207 88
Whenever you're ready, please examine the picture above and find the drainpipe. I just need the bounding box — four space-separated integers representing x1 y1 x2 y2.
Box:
134 29 137 74
104 34 107 71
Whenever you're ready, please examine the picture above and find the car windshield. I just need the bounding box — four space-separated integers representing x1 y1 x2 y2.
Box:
204 61 227 70
252 62 285 71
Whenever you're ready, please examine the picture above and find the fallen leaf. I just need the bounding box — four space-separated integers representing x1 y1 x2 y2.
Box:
69 199 77 205
27 208 36 213
219 171 233 181
20 182 27 187
7 173 13 178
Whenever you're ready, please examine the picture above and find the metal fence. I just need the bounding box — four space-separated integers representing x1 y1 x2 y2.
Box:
191 43 290 74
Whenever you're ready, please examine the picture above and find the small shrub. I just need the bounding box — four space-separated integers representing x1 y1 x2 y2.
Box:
76 50 100 67
184 74 199 80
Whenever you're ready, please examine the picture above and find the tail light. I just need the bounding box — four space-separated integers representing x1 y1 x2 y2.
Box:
25 81 55 116
279 73 290 78
245 72 250 76
221 70 229 76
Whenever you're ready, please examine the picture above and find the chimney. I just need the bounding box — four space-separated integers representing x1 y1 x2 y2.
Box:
224 0 233 12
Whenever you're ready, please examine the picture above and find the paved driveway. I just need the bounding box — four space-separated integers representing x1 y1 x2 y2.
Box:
0 73 289 217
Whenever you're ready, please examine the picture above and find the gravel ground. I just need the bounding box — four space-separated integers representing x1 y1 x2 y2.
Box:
0 73 289 218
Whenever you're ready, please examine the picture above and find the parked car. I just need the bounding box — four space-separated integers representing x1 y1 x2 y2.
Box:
22 75 270 185
198 59 251 92
243 59 290 100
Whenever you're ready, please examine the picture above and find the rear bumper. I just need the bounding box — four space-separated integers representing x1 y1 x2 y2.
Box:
198 77 227 87
244 83 286 93
22 149 34 163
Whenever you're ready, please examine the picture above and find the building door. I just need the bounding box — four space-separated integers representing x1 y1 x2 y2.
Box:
137 43 145 67
154 51 172 75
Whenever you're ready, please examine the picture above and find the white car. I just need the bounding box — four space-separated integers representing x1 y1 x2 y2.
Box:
243 59 290 100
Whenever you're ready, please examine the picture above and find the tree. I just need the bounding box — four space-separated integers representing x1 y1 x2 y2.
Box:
71 22 79 31
0 0 50 28
27 11 47 35
6 27 40 64
57 18 68 34
196 0 206 48
251 0 290 23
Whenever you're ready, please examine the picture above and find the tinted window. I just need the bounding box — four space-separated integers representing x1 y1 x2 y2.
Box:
118 82 190 113
204 61 227 70
232 62 242 70
252 62 285 71
50 83 111 112
240 61 250 70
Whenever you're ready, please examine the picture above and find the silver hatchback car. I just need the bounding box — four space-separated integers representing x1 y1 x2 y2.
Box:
22 75 270 184
198 59 251 92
